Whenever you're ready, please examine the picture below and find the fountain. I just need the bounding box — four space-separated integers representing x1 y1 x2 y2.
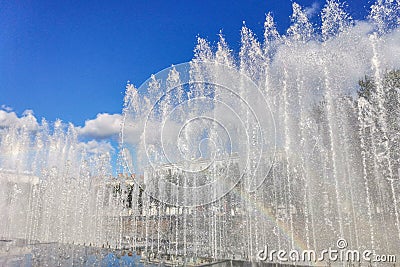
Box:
0 118 138 265
1 0 400 266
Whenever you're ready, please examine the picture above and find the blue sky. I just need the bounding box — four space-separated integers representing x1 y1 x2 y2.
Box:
0 0 372 128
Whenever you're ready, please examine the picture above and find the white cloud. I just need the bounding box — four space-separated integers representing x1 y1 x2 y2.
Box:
0 110 39 131
305 2 320 18
0 110 18 127
22 109 34 116
80 140 114 154
1 104 13 112
0 109 116 158
77 113 122 139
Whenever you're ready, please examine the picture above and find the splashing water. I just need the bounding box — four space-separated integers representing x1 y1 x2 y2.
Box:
0 119 123 248
1 0 400 266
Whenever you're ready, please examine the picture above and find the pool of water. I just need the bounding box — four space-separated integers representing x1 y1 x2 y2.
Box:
0 239 143 266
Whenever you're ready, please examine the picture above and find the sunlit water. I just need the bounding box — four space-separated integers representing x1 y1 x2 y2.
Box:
1 0 400 266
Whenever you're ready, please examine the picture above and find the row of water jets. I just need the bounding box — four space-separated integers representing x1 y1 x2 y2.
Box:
1 0 400 265
0 119 121 248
